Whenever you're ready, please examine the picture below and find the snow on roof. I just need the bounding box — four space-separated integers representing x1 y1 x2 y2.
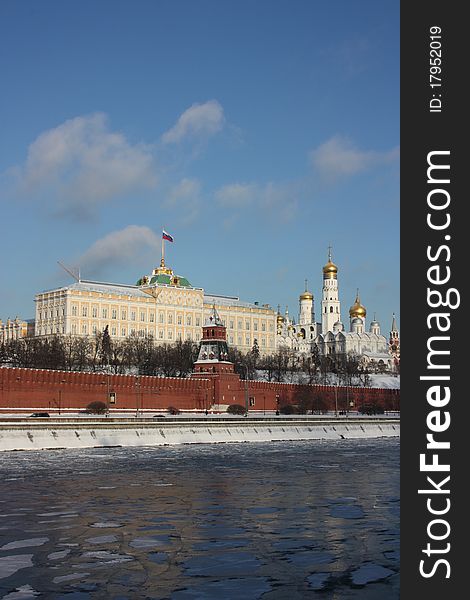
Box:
204 293 272 310
38 280 147 298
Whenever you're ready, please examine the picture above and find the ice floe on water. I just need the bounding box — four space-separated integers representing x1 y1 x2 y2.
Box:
47 549 71 560
307 572 331 591
0 538 48 551
89 521 122 528
0 555 33 579
52 572 90 584
129 536 168 549
1 584 40 599
85 535 118 544
351 562 395 585
81 551 134 565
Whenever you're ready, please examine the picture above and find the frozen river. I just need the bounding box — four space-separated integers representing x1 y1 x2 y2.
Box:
0 439 399 599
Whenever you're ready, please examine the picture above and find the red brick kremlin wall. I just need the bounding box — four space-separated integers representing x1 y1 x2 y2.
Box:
0 367 400 413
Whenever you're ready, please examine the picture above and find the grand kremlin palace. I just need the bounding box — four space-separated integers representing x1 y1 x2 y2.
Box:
34 258 277 354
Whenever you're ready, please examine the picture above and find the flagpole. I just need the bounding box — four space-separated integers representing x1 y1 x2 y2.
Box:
161 228 164 267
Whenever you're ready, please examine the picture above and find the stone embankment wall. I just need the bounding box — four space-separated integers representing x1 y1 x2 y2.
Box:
0 418 399 451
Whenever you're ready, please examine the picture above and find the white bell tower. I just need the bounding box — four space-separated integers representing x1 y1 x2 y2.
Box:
321 247 341 334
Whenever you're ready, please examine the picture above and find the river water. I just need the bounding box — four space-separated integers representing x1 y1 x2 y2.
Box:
0 438 399 599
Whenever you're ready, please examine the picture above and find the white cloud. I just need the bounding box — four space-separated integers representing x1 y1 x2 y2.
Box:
18 113 157 217
310 135 399 180
78 225 160 277
167 178 201 204
164 178 202 226
214 183 257 207
161 100 225 144
215 181 297 223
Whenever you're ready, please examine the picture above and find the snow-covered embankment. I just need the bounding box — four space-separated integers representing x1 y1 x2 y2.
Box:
0 418 399 451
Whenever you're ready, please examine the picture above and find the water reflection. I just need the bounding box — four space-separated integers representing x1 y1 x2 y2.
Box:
0 439 399 598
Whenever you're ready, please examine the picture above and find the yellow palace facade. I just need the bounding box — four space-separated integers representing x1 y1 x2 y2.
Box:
34 259 277 354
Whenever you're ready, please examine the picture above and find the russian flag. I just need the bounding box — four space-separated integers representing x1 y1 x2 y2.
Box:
162 230 174 242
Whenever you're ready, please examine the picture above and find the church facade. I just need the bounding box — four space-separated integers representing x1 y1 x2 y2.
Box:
276 250 399 372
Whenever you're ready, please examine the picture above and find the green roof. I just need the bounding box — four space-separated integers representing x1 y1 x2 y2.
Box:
136 273 192 288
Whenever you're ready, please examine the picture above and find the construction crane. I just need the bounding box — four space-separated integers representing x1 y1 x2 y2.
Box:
57 261 81 282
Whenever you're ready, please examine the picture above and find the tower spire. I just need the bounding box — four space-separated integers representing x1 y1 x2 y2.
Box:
328 244 332 262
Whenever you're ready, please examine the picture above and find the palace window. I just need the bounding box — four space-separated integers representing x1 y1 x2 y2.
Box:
177 315 182 325
159 330 164 339
122 328 126 337
159 313 164 323
102 308 108 318
168 330 173 339
131 311 136 321
238 320 242 329
140 312 145 322
82 324 87 334
111 327 116 336
82 307 87 317
196 317 201 326
92 307 98 318
261 322 266 332
121 311 127 320
72 305 77 316
112 309 117 319
246 321 250 330
150 312 155 323
168 314 173 324
229 320 234 329
186 316 191 326
92 325 97 334
254 322 258 331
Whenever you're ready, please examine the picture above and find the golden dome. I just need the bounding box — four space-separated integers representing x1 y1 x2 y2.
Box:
323 260 338 278
277 313 285 323
300 291 313 301
349 291 367 319
287 324 294 331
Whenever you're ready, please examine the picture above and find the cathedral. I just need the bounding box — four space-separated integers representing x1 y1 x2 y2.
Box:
276 250 400 372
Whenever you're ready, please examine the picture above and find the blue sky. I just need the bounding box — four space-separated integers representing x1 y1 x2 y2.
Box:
0 0 399 331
